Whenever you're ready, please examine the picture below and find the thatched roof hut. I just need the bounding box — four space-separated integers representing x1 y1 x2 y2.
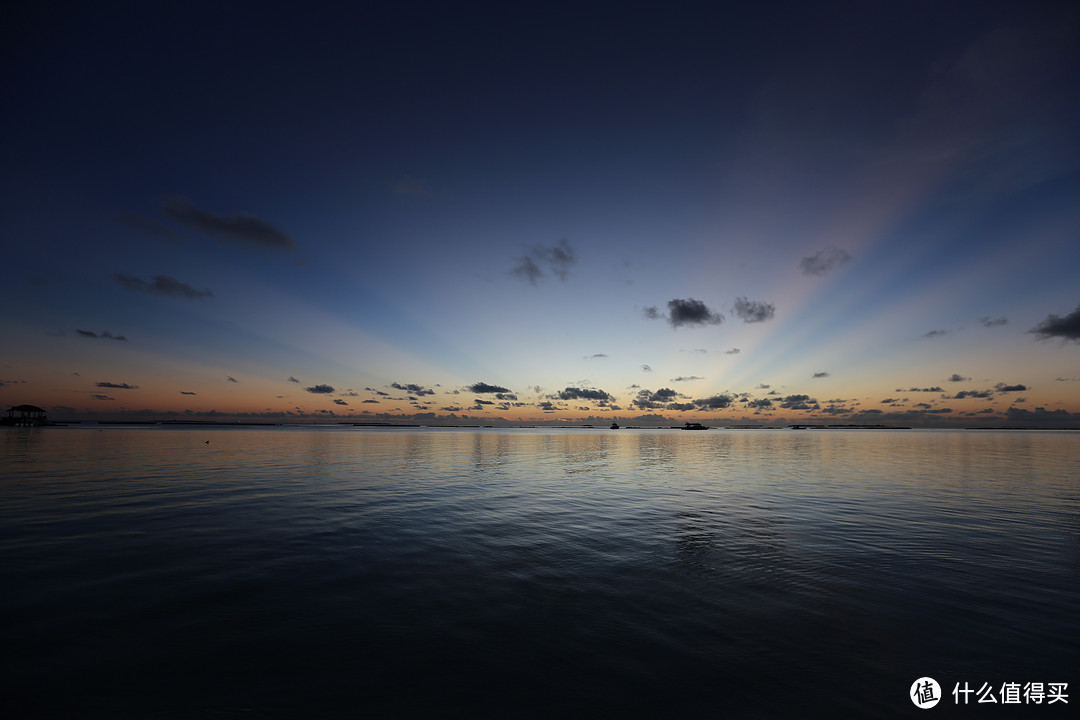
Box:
3 404 48 426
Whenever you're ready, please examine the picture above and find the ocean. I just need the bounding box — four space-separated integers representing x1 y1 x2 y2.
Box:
2 426 1077 717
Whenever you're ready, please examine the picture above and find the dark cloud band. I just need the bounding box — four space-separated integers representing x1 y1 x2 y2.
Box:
111 273 213 300
163 196 294 251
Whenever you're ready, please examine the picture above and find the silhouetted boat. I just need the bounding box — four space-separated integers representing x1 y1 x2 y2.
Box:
680 422 708 430
610 422 620 429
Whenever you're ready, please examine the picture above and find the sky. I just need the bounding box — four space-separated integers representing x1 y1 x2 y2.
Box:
2 0 1079 427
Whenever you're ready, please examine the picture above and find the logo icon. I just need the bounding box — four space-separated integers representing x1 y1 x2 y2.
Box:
911 677 942 709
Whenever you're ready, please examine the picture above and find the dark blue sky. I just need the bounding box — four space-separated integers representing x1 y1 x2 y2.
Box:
3 0 1078 425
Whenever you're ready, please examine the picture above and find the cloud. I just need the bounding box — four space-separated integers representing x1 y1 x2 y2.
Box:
96 382 138 389
948 374 967 382
746 398 773 410
180 391 196 395
91 394 114 401
733 297 776 323
672 376 703 382
725 348 741 355
227 376 239 383
510 239 577 284
163 196 294 251
305 384 335 394
669 298 724 327
921 329 950 338
641 364 653 372
288 376 300 383
693 394 734 410
812 372 829 378
1030 304 1080 342
979 315 1008 327
994 383 1027 392
76 329 127 341
510 256 543 284
469 382 510 394
542 239 576 281
648 298 724 328
557 387 612 402
587 353 608 359
779 394 819 410
907 386 945 392
953 390 993 399
110 273 213 300
633 387 680 409
391 382 435 396
1005 406 1080 427
333 399 348 406
799 246 851 276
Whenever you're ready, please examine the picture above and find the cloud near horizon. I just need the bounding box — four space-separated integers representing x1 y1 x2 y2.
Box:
633 387 680 409
693 394 734 410
556 387 612 402
391 382 435 396
468 382 511 394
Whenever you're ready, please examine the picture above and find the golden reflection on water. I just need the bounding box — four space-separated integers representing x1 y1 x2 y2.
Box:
5 425 1077 493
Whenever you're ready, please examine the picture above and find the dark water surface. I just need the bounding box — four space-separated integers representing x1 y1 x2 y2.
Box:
2 427 1077 717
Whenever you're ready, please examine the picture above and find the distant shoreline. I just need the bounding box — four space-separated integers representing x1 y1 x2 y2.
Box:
11 422 1079 431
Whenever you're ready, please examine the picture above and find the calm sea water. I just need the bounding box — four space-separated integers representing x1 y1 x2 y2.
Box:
2 426 1077 717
